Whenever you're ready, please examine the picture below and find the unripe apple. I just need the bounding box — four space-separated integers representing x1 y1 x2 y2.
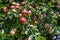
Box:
11 28 17 32
21 30 25 35
49 29 54 34
16 3 20 6
29 6 32 8
19 14 23 18
7 12 11 15
35 20 39 24
12 9 17 12
12 2 16 5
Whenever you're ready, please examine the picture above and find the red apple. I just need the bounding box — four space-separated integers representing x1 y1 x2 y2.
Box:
53 1 58 4
56 6 60 9
20 17 26 24
33 16 37 21
21 1 25 6
10 30 15 36
45 23 50 27
42 13 46 18
15 5 20 9
25 38 29 40
11 5 15 9
3 7 8 11
45 23 50 29
27 10 32 15
22 9 27 14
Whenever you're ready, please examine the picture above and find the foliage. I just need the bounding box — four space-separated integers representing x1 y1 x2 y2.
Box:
0 0 60 40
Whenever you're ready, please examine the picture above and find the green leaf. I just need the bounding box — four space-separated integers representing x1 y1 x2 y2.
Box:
37 36 46 40
48 2 54 7
0 14 3 18
0 4 4 8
